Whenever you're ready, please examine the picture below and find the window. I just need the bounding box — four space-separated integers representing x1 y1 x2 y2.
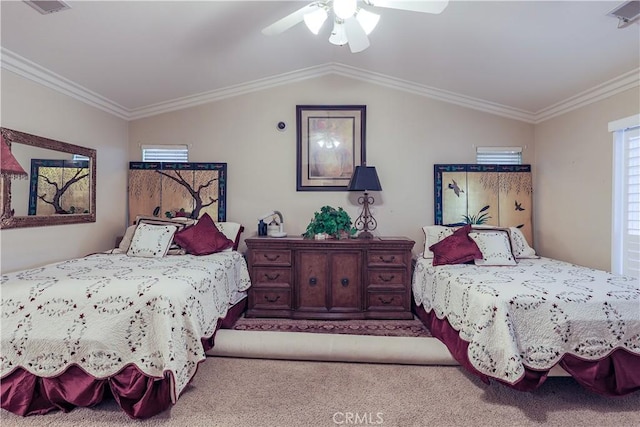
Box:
610 114 640 277
141 145 188 162
476 147 522 165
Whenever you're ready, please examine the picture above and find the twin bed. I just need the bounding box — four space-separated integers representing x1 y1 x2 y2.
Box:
412 253 640 395
1 218 250 419
413 163 639 396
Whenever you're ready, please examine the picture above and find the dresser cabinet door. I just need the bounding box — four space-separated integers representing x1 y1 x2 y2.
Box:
329 252 361 313
296 251 328 313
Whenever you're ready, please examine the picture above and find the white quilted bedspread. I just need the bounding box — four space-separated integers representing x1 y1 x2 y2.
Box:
412 257 640 383
1 252 251 399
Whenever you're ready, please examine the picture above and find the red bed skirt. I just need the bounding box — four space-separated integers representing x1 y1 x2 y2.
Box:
1 298 247 419
414 304 640 396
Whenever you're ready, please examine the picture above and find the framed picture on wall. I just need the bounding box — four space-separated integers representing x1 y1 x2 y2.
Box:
296 105 366 191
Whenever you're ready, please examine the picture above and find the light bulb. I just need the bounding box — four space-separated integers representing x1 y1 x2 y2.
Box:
333 0 357 20
303 8 328 35
356 8 379 35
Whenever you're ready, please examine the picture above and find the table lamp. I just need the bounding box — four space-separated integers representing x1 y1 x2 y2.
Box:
348 165 382 239
1 134 28 179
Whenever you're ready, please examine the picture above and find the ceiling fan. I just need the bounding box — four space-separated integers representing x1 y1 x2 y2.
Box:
262 0 449 53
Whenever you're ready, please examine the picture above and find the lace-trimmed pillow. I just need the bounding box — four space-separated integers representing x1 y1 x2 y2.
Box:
422 225 458 259
509 227 538 259
468 228 517 266
126 222 178 258
214 222 243 251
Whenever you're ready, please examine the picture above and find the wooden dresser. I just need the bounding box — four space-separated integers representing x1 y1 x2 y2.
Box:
245 236 415 320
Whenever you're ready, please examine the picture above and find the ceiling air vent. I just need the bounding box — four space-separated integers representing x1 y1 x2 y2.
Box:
24 0 71 15
607 1 640 28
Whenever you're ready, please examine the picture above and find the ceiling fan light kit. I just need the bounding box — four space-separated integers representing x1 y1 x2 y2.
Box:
329 21 349 46
263 0 449 53
334 0 358 19
356 8 381 34
303 8 329 34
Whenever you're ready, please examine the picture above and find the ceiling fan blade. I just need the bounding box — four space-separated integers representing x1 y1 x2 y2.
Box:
344 17 370 53
368 0 449 14
262 3 322 36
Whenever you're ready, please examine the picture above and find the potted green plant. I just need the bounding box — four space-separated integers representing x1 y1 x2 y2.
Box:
303 205 357 239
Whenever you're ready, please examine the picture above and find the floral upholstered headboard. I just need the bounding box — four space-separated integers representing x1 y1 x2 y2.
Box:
434 164 533 245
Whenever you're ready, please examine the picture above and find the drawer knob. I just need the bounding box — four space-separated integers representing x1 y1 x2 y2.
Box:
341 278 349 287
309 277 317 286
379 274 395 282
264 254 280 261
379 296 395 305
379 255 395 263
264 273 280 281
264 295 280 303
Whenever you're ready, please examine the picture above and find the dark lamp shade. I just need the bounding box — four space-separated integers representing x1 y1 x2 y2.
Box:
348 166 382 192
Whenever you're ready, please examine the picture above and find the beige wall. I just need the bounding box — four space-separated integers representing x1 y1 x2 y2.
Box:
129 75 535 255
533 87 640 271
0 71 129 273
5 70 632 273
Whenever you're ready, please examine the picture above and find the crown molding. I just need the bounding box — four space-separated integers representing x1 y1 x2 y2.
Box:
128 64 337 120
2 47 637 124
328 63 537 123
1 48 129 120
533 68 640 123
129 62 537 122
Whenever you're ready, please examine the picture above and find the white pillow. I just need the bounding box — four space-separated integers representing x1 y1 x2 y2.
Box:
422 225 458 259
469 229 517 266
127 223 178 258
468 224 538 260
135 215 196 229
509 227 538 259
215 222 241 251
118 224 137 252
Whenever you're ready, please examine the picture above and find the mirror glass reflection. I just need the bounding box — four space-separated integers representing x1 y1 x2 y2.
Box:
1 128 96 229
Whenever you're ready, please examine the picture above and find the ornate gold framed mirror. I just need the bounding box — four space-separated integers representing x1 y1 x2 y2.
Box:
1 127 96 229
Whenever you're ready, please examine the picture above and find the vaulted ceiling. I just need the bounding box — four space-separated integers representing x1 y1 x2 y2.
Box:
1 1 638 122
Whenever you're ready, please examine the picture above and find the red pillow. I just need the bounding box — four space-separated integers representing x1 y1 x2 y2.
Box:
429 224 482 266
173 213 234 256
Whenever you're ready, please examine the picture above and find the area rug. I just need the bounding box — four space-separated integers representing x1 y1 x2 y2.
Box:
232 315 432 337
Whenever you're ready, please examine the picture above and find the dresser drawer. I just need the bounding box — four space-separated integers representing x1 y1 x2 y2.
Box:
250 249 292 266
366 291 408 311
367 251 406 267
249 287 291 310
368 270 405 287
252 267 292 286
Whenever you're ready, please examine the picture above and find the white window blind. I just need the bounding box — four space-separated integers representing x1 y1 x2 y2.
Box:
476 147 522 165
141 145 188 162
610 114 640 277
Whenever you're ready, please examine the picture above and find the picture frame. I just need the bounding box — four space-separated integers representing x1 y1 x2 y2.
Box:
296 105 366 191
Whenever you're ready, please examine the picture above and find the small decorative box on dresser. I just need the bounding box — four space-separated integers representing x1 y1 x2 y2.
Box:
245 236 415 320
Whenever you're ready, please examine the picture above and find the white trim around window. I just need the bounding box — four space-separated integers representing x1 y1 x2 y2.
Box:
610 114 640 277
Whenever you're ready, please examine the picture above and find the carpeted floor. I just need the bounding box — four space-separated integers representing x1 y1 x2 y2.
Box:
232 315 432 337
2 357 639 426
